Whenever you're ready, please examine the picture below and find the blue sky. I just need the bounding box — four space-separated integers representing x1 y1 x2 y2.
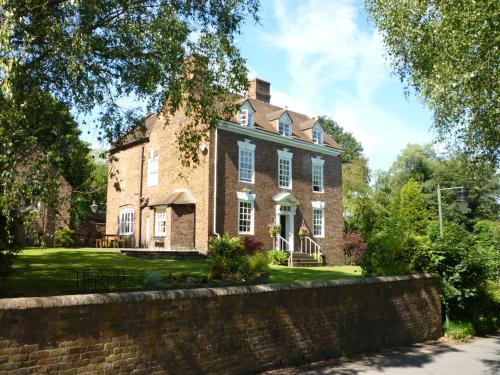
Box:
81 0 435 173
236 0 435 172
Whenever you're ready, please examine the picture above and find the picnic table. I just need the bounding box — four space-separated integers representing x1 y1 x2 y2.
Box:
96 234 126 248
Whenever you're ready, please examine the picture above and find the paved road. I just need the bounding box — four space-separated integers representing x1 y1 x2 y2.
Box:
264 334 500 375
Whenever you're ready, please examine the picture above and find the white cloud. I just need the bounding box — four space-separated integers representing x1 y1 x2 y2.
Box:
331 96 432 171
271 90 312 116
261 0 432 171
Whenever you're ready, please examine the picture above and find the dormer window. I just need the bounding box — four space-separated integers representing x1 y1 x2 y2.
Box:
312 124 324 144
238 102 254 128
279 117 291 137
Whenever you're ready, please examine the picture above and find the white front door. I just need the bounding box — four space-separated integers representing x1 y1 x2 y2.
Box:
276 204 296 251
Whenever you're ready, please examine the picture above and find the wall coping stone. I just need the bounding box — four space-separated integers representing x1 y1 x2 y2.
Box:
0 273 438 310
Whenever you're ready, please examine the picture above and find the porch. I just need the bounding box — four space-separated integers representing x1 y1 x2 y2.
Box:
275 235 324 267
272 192 324 267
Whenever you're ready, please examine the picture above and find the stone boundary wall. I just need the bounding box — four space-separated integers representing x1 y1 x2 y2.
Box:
0 274 441 374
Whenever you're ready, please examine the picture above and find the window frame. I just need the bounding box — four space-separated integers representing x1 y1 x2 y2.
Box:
154 207 167 237
119 208 134 235
277 149 293 189
237 191 256 235
238 140 256 184
278 114 292 137
147 151 159 187
238 102 254 128
312 124 324 145
312 157 325 193
311 201 325 238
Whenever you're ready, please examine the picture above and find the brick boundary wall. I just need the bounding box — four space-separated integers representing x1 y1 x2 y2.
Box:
0 274 441 374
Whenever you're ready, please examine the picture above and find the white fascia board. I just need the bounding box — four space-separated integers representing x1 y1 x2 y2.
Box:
218 120 342 157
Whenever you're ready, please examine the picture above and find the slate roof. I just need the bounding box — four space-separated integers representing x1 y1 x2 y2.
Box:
110 113 158 152
236 98 342 150
113 97 342 151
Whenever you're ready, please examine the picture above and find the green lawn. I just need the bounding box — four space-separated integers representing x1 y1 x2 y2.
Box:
0 248 361 297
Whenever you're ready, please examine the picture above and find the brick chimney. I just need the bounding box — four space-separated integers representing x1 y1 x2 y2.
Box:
246 78 271 103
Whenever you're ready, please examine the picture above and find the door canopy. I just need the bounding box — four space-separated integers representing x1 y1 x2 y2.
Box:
272 192 300 206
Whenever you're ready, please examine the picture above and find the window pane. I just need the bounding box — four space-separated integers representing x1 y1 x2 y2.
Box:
155 209 166 236
279 120 291 136
278 157 291 188
313 208 324 237
239 149 253 182
238 201 253 233
312 164 323 192
120 210 134 235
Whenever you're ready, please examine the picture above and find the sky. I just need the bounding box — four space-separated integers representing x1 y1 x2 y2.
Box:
236 0 435 172
81 0 435 173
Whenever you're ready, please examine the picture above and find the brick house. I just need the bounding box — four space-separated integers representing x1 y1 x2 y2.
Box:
106 78 344 264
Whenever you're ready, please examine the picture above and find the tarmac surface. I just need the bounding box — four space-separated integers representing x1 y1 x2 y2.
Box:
263 334 500 375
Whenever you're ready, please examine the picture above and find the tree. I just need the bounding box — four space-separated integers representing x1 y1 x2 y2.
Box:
318 116 363 163
399 178 428 235
342 157 376 237
0 0 259 270
365 0 500 162
374 144 499 230
1 0 259 160
70 152 108 228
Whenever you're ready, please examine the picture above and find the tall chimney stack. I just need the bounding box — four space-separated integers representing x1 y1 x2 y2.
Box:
246 78 271 103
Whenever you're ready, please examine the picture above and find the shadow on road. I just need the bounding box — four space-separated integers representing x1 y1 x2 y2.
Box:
265 334 500 375
265 342 460 375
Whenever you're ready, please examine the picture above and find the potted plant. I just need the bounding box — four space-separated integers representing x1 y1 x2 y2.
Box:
268 221 281 239
298 222 310 238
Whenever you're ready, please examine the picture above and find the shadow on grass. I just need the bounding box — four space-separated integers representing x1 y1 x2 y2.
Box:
0 249 363 297
0 248 209 297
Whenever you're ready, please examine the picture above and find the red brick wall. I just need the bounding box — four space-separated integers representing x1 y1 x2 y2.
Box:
0 274 441 374
170 205 195 250
215 129 344 264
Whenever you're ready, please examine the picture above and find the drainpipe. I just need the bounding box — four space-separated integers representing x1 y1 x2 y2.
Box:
138 145 144 246
212 126 220 238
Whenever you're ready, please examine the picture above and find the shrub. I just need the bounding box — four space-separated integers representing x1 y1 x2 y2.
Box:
443 320 475 342
143 270 166 287
267 249 288 265
54 226 75 247
430 223 493 315
208 235 246 280
240 236 264 255
343 231 367 265
248 251 269 276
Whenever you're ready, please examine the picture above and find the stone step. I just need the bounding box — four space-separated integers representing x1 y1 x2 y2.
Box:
288 252 322 267
289 254 320 261
292 262 323 267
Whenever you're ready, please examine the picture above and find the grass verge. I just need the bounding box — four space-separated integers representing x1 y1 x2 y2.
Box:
0 248 362 297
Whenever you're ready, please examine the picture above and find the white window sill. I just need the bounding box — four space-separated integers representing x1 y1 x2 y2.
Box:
239 180 255 184
279 185 292 190
238 232 254 236
312 190 324 194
